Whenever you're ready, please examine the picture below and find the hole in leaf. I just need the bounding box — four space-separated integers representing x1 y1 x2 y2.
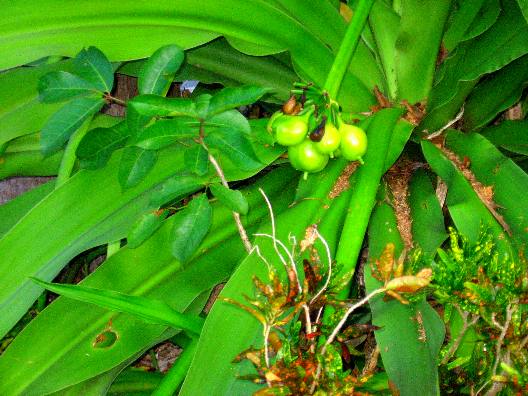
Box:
93 330 118 348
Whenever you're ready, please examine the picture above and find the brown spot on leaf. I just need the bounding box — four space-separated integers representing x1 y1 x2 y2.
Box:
328 162 358 199
386 158 415 251
436 145 511 235
93 330 118 348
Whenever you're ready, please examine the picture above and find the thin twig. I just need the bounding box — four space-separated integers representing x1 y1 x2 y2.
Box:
254 232 303 298
309 288 385 394
302 303 315 353
441 307 480 365
314 307 324 328
322 288 386 354
491 304 514 377
361 344 380 377
263 324 271 371
250 245 273 272
203 141 253 253
426 105 464 140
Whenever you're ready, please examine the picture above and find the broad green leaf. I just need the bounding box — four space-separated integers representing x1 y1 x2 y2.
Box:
182 159 348 395
0 60 75 147
0 0 376 112
443 0 500 51
149 174 204 207
73 47 114 92
421 0 528 132
0 114 118 180
209 183 249 215
461 0 500 42
77 121 132 170
0 132 282 341
204 109 251 136
108 369 163 395
384 119 414 171
38 71 99 103
365 202 445 396
184 144 209 176
40 96 105 155
138 44 184 96
204 113 261 172
182 38 296 101
333 109 404 286
445 130 528 249
207 85 269 117
127 209 169 249
409 169 447 259
519 0 528 22
0 167 297 394
0 181 54 239
369 0 400 99
456 0 528 82
194 94 212 119
118 147 158 189
0 141 62 180
204 132 261 172
135 118 198 150
31 278 204 334
443 0 486 51
171 194 212 263
421 140 512 255
260 0 383 92
52 366 125 396
119 38 298 102
394 0 452 102
463 54 528 130
128 94 197 118
481 120 528 156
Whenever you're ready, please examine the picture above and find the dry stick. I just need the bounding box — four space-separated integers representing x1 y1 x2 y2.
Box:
440 306 480 365
322 288 386 354
204 143 253 253
263 324 271 370
302 303 315 353
309 288 386 394
491 304 514 377
482 304 515 396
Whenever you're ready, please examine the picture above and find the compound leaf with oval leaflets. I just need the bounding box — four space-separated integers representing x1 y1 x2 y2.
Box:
171 194 212 263
127 209 170 249
209 183 248 215
38 71 100 103
184 144 209 177
134 118 198 150
41 96 105 155
207 85 269 117
138 44 185 96
73 46 114 92
77 121 131 169
118 147 158 189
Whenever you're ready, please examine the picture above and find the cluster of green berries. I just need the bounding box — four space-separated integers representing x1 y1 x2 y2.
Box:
267 96 367 175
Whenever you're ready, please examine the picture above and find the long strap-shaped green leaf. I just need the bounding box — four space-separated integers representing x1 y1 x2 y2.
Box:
0 167 299 395
334 108 403 294
0 121 282 340
365 202 444 396
31 278 204 335
0 0 375 111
